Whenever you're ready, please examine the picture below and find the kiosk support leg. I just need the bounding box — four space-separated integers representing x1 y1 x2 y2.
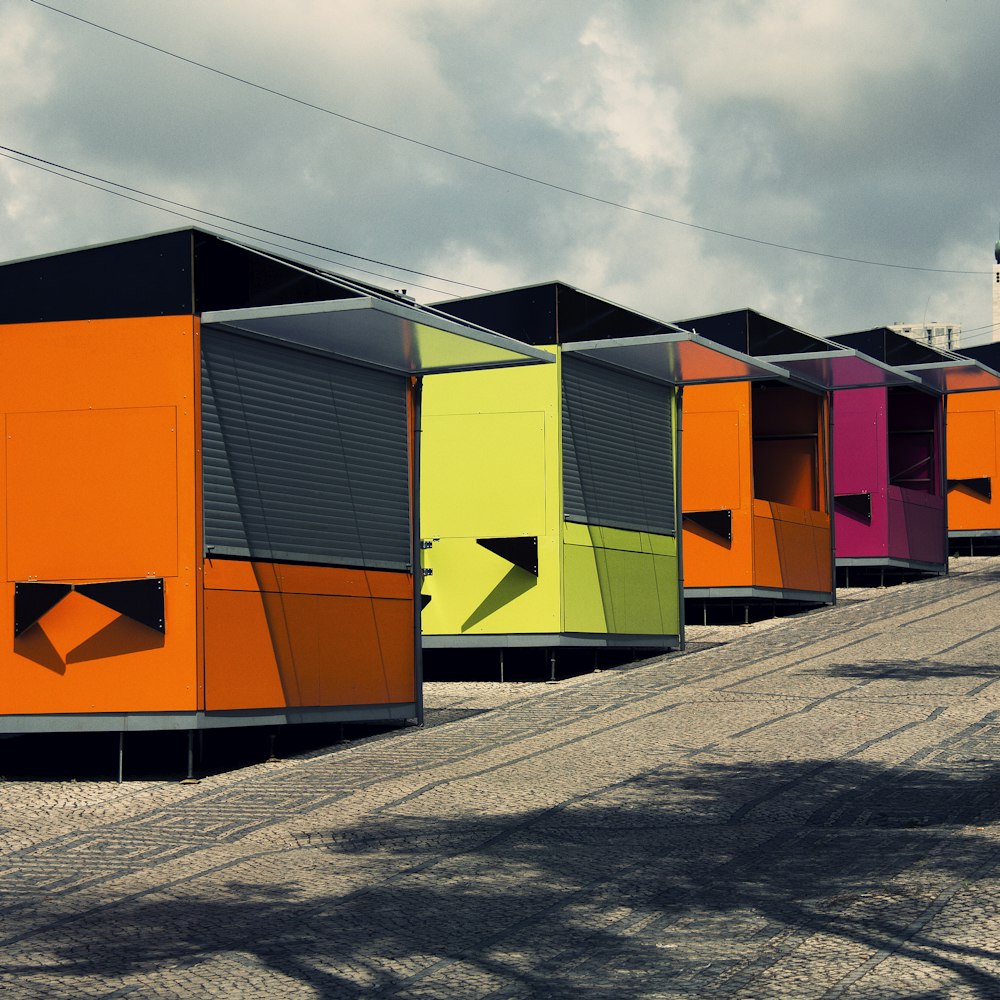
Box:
181 731 200 784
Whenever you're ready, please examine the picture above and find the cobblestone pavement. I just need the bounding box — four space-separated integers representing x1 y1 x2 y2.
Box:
3 556 1000 998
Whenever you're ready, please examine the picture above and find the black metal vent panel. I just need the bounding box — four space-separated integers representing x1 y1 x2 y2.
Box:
684 509 732 542
561 355 675 536
948 477 992 501
835 492 873 521
476 536 539 575
202 328 410 570
14 579 165 637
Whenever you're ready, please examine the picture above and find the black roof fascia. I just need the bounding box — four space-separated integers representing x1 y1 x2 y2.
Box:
956 341 1000 369
0 228 404 324
433 282 680 346
0 229 195 323
829 328 945 366
190 232 366 314
668 308 821 357
433 284 559 345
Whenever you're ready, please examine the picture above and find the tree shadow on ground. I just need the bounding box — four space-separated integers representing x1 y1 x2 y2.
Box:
819 659 999 683
1 757 999 997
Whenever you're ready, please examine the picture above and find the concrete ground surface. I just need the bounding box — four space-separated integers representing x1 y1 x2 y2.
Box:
2 557 1000 998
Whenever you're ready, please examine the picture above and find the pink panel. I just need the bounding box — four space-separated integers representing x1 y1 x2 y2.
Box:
833 388 887 559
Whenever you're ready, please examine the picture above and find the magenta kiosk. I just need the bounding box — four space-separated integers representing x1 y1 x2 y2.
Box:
829 328 1000 584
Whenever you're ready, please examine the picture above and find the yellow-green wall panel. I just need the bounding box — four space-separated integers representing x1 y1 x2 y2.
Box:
422 410 546 539
421 359 562 637
562 525 679 636
421 536 560 635
421 349 681 644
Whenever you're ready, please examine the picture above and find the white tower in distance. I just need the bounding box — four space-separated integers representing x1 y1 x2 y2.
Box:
993 227 1000 343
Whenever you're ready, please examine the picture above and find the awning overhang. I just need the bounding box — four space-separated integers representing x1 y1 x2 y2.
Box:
763 349 924 390
559 332 790 386
200 298 555 375
901 359 1000 394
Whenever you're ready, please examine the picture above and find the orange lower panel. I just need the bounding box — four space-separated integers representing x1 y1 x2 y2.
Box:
752 501 832 593
204 563 414 711
683 510 754 588
5 579 197 715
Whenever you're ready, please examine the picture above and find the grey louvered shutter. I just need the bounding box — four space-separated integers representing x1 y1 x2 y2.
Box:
202 328 410 570
561 355 675 536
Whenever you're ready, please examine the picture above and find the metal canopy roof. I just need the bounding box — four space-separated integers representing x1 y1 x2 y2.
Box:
200 298 554 376
668 309 917 390
900 359 1000 394
831 329 1000 395
560 332 790 386
762 349 923 390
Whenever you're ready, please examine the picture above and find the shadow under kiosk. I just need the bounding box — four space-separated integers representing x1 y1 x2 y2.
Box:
0 229 551 771
419 283 785 670
830 329 1000 575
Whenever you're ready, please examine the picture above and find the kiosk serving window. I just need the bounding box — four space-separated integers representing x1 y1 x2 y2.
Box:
202 328 411 570
561 355 675 535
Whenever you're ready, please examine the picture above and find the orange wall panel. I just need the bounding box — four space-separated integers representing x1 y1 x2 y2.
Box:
203 562 415 712
6 578 195 713
6 406 179 581
947 393 1000 532
752 501 832 593
684 508 754 588
0 316 200 715
682 383 753 587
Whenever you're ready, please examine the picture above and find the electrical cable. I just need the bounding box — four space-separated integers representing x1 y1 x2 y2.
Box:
0 146 473 297
24 0 991 277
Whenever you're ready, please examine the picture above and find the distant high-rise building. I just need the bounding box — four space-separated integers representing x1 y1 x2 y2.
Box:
993 228 1000 342
888 321 962 350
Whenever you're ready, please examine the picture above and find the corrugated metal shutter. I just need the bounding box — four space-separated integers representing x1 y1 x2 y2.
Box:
562 355 675 536
202 328 411 570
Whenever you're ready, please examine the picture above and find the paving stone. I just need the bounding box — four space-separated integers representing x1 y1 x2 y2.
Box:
2 557 1000 996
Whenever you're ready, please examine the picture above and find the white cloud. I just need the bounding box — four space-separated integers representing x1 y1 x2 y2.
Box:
0 0 997 340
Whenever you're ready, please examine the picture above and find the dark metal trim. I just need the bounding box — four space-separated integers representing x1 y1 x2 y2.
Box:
0 702 418 734
422 632 680 650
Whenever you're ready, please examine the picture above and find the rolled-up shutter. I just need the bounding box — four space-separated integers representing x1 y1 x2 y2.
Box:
202 328 410 570
561 355 674 536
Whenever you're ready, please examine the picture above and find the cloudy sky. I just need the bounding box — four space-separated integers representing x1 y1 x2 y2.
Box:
2 0 999 343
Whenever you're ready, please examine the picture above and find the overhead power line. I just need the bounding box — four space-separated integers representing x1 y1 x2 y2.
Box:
0 144 487 297
26 0 991 278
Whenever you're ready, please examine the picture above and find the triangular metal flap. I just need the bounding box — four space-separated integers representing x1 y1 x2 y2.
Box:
683 509 732 542
835 492 872 521
76 579 165 633
14 583 73 637
947 477 992 501
476 536 539 575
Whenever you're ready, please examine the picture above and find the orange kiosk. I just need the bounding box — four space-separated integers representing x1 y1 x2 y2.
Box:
671 309 908 620
945 342 1000 553
0 229 549 761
